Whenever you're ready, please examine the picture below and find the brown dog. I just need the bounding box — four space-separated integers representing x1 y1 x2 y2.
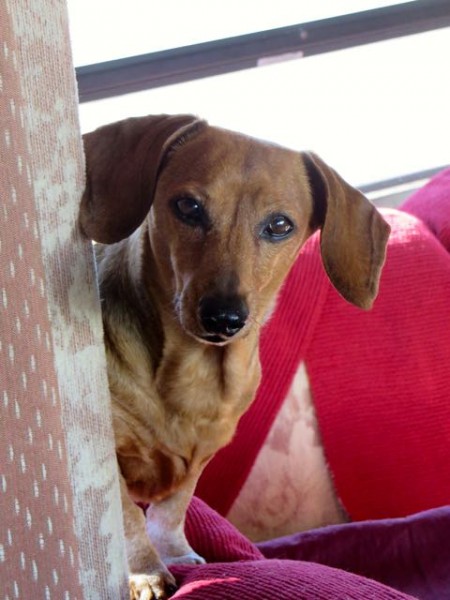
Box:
79 114 390 599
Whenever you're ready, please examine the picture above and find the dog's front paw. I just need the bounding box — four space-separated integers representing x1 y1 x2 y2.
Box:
129 571 177 600
163 550 206 566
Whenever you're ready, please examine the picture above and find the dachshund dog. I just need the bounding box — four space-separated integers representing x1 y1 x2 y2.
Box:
79 114 390 599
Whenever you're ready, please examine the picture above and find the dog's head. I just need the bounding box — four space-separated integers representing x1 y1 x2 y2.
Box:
80 114 390 345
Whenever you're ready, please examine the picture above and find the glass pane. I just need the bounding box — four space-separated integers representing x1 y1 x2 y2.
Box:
77 28 450 187
68 0 413 66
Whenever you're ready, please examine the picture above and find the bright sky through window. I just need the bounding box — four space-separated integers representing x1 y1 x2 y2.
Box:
68 2 449 189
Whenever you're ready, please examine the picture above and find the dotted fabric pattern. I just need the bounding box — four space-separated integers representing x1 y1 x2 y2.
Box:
1 1 127 598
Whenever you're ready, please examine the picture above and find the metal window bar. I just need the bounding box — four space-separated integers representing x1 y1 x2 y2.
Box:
360 165 449 194
76 0 450 103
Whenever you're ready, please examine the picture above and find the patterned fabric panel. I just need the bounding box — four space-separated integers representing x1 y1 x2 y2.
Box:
227 364 345 542
0 1 127 598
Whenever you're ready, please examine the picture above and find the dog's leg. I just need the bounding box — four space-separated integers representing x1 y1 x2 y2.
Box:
146 475 205 566
119 473 177 599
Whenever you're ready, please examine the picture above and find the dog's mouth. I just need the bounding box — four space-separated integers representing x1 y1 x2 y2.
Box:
197 333 234 346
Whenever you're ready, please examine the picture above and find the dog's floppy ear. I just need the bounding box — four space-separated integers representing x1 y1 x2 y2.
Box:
303 152 390 309
79 114 206 244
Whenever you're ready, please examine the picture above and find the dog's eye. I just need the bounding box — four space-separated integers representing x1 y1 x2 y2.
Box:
262 214 295 241
173 196 207 227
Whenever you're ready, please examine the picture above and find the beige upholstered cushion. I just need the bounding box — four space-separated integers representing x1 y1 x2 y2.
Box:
0 2 127 598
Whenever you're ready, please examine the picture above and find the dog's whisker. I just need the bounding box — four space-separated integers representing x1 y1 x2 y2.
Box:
247 314 264 329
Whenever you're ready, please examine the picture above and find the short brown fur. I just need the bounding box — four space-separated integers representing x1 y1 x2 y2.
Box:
79 114 390 599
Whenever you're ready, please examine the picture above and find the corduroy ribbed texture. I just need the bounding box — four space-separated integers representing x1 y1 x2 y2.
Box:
401 167 450 252
172 560 414 600
306 208 450 521
184 497 264 563
170 497 417 599
259 504 450 600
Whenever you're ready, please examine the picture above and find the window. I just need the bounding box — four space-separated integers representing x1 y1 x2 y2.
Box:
69 0 412 65
68 1 450 198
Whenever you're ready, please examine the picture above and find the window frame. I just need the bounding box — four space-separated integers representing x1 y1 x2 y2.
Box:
76 0 450 103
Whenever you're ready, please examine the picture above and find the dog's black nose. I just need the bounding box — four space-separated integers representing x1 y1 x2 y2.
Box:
199 295 249 338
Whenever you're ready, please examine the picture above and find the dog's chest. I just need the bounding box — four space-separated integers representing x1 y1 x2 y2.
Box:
115 401 245 504
113 345 259 503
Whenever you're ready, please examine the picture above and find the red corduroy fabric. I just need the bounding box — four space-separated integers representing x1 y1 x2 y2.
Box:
306 208 450 520
170 497 416 600
196 169 450 521
172 560 414 600
402 167 450 252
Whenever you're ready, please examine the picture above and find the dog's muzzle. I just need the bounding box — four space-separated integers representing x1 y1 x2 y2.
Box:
198 294 249 343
